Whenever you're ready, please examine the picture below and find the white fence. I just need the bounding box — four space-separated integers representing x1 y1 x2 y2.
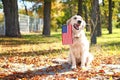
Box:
0 22 5 36
0 14 43 36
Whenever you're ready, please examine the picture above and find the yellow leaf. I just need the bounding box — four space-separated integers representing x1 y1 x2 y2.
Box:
109 76 113 80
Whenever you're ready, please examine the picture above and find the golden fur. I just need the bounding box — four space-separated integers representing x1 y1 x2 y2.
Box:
67 15 93 69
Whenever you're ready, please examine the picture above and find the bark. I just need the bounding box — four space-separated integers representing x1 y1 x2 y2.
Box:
91 0 98 44
2 0 21 37
83 4 89 32
77 0 82 16
96 1 102 37
108 0 112 34
42 0 51 36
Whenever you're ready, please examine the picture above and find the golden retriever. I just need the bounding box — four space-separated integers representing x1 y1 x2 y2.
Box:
67 15 93 69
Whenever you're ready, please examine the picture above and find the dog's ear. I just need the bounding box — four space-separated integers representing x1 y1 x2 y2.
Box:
82 20 86 28
66 19 71 25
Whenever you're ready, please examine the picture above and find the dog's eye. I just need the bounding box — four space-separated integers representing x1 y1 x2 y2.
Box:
74 17 77 20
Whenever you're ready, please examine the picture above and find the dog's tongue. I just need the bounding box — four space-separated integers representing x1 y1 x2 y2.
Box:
76 24 80 27
74 24 80 30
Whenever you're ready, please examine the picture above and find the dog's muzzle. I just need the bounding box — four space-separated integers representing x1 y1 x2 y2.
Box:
73 20 81 30
73 24 80 30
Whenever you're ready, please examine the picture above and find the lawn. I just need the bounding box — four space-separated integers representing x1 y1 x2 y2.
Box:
0 28 120 80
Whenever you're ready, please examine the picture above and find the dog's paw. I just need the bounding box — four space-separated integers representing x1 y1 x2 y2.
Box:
81 66 88 71
71 65 77 69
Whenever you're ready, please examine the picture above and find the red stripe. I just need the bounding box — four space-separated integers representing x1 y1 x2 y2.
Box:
62 24 73 45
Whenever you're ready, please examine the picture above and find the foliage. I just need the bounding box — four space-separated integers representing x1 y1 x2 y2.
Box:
100 0 120 28
0 13 4 22
19 9 34 16
51 1 64 31
0 2 3 9
51 0 79 31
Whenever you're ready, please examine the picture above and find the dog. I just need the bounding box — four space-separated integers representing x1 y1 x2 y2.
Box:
67 15 93 69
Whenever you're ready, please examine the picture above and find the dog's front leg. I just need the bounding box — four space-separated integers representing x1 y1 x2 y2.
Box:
67 53 72 65
86 53 94 67
81 52 87 69
70 52 77 69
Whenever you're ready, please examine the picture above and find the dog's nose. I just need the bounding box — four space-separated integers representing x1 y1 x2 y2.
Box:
77 20 81 24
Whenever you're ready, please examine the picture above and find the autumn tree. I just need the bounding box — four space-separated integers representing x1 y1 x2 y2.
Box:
91 0 99 44
42 0 51 36
96 0 101 36
108 0 113 34
2 0 21 37
83 0 90 31
77 0 83 16
22 0 28 15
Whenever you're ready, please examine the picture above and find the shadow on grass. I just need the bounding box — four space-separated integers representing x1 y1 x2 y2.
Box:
0 33 61 46
106 42 120 47
100 41 120 48
1 63 72 80
0 48 69 57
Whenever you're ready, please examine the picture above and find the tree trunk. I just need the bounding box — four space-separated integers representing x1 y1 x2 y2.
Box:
77 0 82 16
91 0 98 44
23 0 28 15
108 0 112 34
2 0 21 37
83 4 89 32
96 0 102 36
42 0 51 36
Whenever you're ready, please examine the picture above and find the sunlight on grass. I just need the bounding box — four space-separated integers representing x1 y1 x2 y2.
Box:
90 28 120 57
0 31 68 58
0 28 120 58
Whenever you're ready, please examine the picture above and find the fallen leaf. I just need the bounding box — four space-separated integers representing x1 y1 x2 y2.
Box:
109 76 113 80
99 70 105 73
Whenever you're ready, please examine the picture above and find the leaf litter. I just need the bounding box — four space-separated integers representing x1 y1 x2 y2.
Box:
0 53 120 80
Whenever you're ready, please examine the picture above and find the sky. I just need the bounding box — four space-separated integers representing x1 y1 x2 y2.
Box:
18 0 34 9
99 0 102 4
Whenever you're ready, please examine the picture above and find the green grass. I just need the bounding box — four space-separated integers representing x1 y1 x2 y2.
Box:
90 28 120 56
0 28 120 58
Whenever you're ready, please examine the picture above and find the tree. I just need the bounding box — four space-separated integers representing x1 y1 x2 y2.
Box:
83 1 90 31
77 0 83 16
108 0 113 34
22 0 28 15
91 0 98 44
96 0 102 36
2 0 21 37
42 0 51 36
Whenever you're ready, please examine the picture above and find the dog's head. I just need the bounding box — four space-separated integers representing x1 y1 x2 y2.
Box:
67 15 86 32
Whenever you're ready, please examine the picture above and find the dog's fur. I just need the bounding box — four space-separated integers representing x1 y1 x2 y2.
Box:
67 15 93 69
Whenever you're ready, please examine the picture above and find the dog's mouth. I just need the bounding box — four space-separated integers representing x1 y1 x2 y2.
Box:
73 24 80 30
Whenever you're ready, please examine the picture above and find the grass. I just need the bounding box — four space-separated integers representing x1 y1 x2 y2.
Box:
91 28 120 55
0 28 120 58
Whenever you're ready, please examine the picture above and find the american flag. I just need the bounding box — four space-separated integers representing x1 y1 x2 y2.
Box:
62 24 73 45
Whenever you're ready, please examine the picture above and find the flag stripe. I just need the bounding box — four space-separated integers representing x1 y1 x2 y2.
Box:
62 24 73 45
